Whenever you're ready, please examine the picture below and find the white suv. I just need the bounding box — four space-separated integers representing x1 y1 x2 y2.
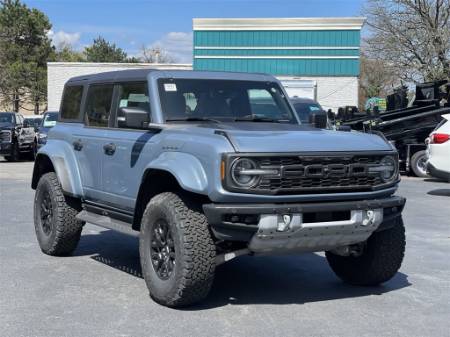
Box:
427 114 450 182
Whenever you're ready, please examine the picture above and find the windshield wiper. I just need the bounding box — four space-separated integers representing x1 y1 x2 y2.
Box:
166 117 221 123
234 116 281 123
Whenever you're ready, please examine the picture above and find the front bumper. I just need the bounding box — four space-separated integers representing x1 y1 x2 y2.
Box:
203 196 406 254
427 162 450 182
0 143 12 155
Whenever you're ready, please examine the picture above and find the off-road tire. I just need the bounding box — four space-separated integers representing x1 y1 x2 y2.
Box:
139 192 216 307
4 142 20 162
411 150 428 177
326 217 405 286
34 172 83 256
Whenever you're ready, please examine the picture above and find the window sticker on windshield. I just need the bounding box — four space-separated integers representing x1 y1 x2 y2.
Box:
164 83 177 92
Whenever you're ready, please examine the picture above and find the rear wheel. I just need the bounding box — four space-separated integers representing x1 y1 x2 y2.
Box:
411 150 428 177
34 172 83 256
326 217 405 286
139 192 216 307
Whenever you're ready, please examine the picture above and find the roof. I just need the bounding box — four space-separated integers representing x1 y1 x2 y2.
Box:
193 17 366 31
67 69 276 84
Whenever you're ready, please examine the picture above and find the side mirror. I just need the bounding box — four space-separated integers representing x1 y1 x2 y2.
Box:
309 112 327 129
117 107 149 129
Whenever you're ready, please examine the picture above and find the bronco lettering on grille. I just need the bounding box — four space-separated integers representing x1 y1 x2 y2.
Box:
280 163 368 179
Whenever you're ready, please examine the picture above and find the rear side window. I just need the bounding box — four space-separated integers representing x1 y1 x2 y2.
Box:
60 85 83 120
85 84 114 127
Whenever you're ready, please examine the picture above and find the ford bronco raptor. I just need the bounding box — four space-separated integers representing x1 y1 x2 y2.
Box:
32 70 406 307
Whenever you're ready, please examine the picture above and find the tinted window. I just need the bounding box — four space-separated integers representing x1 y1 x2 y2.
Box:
60 85 83 120
85 85 114 127
158 79 295 123
293 102 323 123
0 113 14 124
42 113 58 128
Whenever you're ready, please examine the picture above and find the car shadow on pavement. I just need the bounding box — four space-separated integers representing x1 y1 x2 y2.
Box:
74 230 411 309
427 188 450 197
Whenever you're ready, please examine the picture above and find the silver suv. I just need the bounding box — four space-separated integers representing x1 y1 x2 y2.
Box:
31 70 406 307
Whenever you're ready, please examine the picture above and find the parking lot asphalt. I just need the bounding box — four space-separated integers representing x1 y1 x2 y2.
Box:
0 159 449 337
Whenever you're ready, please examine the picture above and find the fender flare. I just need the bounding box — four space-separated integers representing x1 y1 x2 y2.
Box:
32 140 83 197
145 152 208 194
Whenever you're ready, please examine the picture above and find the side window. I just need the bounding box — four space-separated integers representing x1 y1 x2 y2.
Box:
116 82 150 127
85 84 114 127
60 85 83 120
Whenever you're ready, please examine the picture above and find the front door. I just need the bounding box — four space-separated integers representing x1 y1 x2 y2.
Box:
100 82 156 211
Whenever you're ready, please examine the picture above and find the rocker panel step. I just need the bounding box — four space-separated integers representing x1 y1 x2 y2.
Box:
76 210 139 237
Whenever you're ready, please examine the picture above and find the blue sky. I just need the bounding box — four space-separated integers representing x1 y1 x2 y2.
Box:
25 0 366 62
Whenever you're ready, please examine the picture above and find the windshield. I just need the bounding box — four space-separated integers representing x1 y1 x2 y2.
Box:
0 113 13 125
158 79 297 123
292 102 323 123
42 112 58 128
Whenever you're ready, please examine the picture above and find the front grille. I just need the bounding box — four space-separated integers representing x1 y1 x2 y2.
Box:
0 130 12 143
254 154 385 194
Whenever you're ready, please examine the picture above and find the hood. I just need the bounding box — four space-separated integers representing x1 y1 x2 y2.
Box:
205 122 392 152
0 122 13 129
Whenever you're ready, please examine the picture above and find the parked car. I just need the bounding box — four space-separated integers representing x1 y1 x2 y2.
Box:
32 69 406 307
24 114 43 131
36 111 58 150
427 114 450 181
0 112 36 161
290 97 327 124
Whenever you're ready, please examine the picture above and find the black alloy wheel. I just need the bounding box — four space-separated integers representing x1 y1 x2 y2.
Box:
150 219 176 280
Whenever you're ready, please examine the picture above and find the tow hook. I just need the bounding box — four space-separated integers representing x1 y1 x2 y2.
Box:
362 209 376 226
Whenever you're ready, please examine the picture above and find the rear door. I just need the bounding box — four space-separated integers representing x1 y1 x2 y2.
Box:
72 84 115 202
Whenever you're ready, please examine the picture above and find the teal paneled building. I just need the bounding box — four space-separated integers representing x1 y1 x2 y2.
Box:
192 18 365 110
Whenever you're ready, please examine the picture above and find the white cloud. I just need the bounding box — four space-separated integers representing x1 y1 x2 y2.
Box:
150 32 193 63
47 30 81 48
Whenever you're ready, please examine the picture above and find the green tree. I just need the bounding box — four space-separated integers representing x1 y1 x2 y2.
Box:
53 43 85 62
84 36 127 62
0 0 54 113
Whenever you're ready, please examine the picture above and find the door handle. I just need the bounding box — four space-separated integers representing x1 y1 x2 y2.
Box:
103 143 116 156
73 139 83 151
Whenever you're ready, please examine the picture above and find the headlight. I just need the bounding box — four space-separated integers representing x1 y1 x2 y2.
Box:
231 158 259 187
38 133 47 139
368 155 398 182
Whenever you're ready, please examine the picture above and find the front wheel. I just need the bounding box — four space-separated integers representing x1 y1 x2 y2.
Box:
139 192 216 307
326 217 405 286
4 142 20 161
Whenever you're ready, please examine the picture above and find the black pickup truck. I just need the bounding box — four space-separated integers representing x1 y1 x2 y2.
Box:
0 112 36 161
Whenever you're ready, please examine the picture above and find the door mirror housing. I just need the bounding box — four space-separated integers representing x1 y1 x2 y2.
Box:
309 111 328 129
117 107 149 129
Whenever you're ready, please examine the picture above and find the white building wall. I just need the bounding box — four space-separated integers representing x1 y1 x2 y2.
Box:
47 62 192 111
278 76 359 111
